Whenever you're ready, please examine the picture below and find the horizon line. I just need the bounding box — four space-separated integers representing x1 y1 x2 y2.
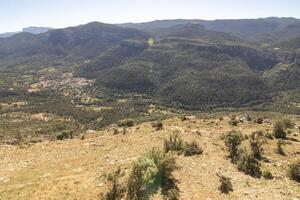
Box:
1 16 299 34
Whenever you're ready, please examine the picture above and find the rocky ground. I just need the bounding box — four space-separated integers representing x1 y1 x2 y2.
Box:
0 113 299 200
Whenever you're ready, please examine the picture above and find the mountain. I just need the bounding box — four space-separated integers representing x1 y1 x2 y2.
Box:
22 26 53 34
0 22 149 68
121 17 300 44
146 23 246 45
0 32 19 38
275 36 300 49
0 18 299 111
264 50 300 90
78 35 277 108
0 26 53 38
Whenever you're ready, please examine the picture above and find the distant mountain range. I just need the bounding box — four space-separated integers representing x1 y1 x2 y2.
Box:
0 17 299 110
120 17 300 44
0 26 53 38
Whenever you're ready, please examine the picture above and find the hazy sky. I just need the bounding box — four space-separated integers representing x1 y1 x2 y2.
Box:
0 0 299 33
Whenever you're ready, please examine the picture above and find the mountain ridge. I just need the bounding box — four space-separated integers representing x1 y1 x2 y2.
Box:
0 26 53 38
0 18 299 111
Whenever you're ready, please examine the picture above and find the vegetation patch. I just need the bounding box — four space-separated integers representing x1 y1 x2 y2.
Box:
183 141 203 156
288 161 300 183
164 133 203 156
262 170 273 180
273 121 287 139
127 149 180 200
218 175 233 194
237 151 262 178
249 131 265 159
117 118 135 127
223 130 244 163
104 168 126 200
276 139 286 155
151 120 163 131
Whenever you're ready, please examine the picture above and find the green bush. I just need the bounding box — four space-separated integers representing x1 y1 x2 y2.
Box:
164 133 185 154
249 131 265 159
288 161 300 183
127 149 179 200
237 152 261 178
218 176 233 194
273 121 287 139
164 134 203 157
152 121 163 130
183 141 203 156
223 130 244 163
117 118 134 127
104 168 126 200
262 170 273 179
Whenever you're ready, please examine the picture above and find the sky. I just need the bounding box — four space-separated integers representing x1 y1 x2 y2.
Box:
0 0 300 33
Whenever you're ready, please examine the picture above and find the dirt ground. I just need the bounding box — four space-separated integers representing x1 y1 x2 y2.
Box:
0 113 299 200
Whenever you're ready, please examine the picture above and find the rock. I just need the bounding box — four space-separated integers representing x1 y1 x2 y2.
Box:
86 130 97 134
0 177 9 183
98 182 103 187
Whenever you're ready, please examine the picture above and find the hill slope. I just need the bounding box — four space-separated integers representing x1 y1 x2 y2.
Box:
78 36 277 108
0 114 299 199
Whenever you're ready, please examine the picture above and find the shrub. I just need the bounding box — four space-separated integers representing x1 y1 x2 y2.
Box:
218 176 233 194
282 119 294 129
180 115 188 121
104 168 126 200
127 149 179 200
265 132 273 140
249 131 265 159
255 118 263 124
228 119 239 126
237 152 261 178
56 130 73 140
127 163 146 199
223 130 244 163
159 153 180 200
113 128 126 135
152 121 163 130
14 132 25 145
117 118 134 127
164 188 180 200
262 170 273 179
276 139 285 155
183 141 203 156
288 161 300 183
164 133 184 154
273 121 287 139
